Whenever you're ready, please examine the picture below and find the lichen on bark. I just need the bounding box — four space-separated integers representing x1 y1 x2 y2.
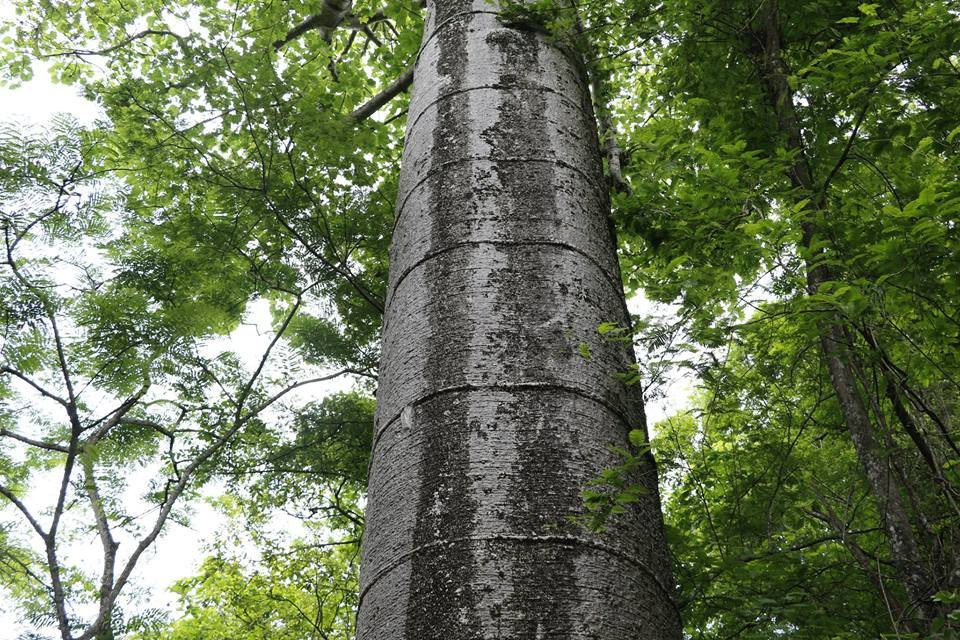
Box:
356 1 681 637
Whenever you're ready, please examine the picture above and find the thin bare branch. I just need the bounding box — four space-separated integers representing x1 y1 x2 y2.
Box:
242 369 361 423
0 366 69 407
39 29 186 59
0 484 46 538
0 428 69 452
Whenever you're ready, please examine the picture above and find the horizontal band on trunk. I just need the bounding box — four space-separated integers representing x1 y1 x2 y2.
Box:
393 155 604 235
357 532 681 619
384 239 624 310
404 83 594 147
368 381 639 469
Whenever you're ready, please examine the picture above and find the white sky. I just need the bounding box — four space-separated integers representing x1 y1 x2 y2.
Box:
0 70 102 125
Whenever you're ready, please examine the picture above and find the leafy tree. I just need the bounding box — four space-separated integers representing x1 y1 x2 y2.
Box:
602 0 960 634
2 0 409 632
0 115 365 638
2 0 409 635
137 494 361 640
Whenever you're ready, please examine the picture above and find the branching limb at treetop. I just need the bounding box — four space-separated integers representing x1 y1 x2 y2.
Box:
274 0 354 50
273 1 399 79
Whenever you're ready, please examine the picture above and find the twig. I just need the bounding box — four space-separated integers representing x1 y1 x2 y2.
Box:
39 29 185 59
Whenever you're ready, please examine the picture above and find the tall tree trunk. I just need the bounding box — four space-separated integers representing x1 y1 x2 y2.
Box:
355 0 681 637
750 0 936 626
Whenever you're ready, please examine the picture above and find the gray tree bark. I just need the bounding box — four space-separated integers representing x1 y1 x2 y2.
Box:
355 0 681 638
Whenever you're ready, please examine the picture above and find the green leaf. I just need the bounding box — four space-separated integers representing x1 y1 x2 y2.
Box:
628 429 649 449
577 341 592 359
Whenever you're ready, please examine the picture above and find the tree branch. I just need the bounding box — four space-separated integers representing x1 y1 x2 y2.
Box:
118 417 173 438
0 484 46 538
241 369 362 422
351 65 414 121
84 379 152 443
820 82 880 197
273 0 354 50
80 452 119 626
39 29 186 59
0 366 69 407
0 428 69 452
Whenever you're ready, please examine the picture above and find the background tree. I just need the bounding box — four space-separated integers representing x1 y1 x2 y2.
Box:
2 0 414 634
0 116 368 639
1 0 415 634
